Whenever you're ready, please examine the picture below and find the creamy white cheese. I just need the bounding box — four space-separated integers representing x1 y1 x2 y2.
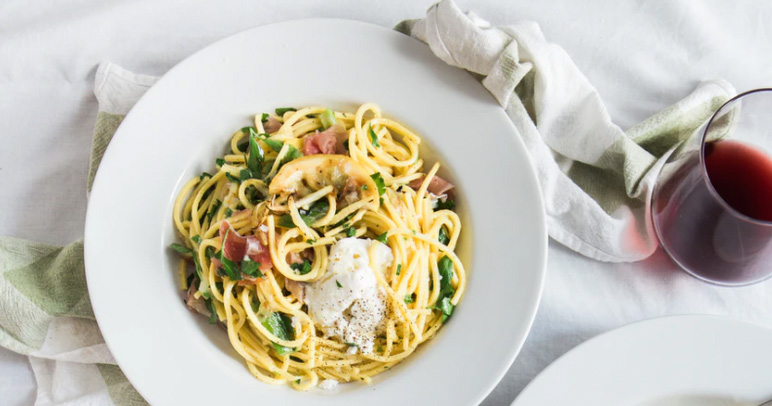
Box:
318 379 339 390
303 238 392 354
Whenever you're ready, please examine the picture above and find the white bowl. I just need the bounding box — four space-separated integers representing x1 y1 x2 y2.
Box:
85 19 547 405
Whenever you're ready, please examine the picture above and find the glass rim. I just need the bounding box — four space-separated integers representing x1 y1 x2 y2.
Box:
698 87 772 227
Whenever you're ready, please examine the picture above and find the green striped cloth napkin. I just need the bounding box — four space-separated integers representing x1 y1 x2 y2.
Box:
0 1 735 404
0 63 154 406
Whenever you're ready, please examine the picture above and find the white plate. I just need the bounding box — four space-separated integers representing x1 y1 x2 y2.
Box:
85 19 547 405
513 315 772 406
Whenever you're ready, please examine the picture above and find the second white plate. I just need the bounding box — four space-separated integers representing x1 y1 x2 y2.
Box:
514 315 772 406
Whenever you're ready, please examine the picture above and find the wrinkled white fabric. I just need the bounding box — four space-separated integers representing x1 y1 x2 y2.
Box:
3 1 772 406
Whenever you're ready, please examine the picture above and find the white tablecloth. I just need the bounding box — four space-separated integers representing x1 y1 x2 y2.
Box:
2 1 772 405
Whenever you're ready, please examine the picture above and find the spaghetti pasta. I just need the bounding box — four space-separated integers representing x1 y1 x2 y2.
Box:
170 103 465 390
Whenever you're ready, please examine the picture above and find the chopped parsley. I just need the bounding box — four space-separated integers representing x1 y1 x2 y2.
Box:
225 172 240 184
344 342 357 347
207 199 221 220
345 227 356 237
306 238 317 245
247 133 265 175
370 172 386 197
192 255 203 279
191 235 202 244
438 226 450 245
295 379 301 384
275 107 297 116
361 184 369 190
224 208 233 218
376 231 388 244
435 199 456 211
290 260 313 275
280 144 300 166
278 199 330 228
239 169 254 181
263 138 284 153
404 294 415 304
368 125 380 147
170 243 192 255
320 108 337 129
205 298 217 324
241 259 264 278
261 312 296 355
433 256 456 322
215 158 225 167
199 172 212 180
260 113 269 123
396 264 402 276
336 280 343 288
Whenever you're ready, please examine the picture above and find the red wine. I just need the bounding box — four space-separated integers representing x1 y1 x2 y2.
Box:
704 140 772 222
652 139 772 285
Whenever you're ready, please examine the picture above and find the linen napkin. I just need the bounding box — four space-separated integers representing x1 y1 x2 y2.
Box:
0 63 154 406
0 2 737 405
397 0 735 262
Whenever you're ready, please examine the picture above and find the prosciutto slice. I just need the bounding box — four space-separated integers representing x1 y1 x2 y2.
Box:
408 174 455 197
303 124 348 156
263 116 282 133
220 221 273 271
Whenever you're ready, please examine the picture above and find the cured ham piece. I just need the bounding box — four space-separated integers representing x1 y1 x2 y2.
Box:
409 174 455 197
303 124 348 156
220 221 273 271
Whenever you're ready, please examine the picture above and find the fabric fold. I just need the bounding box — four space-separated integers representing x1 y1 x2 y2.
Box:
399 0 735 261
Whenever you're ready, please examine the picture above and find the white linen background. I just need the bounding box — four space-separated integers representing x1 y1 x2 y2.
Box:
2 1 772 405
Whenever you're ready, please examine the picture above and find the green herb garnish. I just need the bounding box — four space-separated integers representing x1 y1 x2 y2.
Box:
396 264 402 276
275 107 297 116
225 172 240 184
205 298 217 324
370 172 386 197
368 125 380 147
435 199 456 211
241 259 264 278
433 256 455 322
290 260 313 275
346 227 356 237
376 232 388 244
281 144 300 165
170 243 192 255
260 113 269 123
191 235 202 244
207 199 221 220
224 208 233 218
262 312 296 355
438 226 450 245
404 294 415 304
239 169 254 181
336 280 343 288
263 138 284 153
278 199 330 228
320 108 337 129
215 158 225 167
199 172 212 180
247 133 265 175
